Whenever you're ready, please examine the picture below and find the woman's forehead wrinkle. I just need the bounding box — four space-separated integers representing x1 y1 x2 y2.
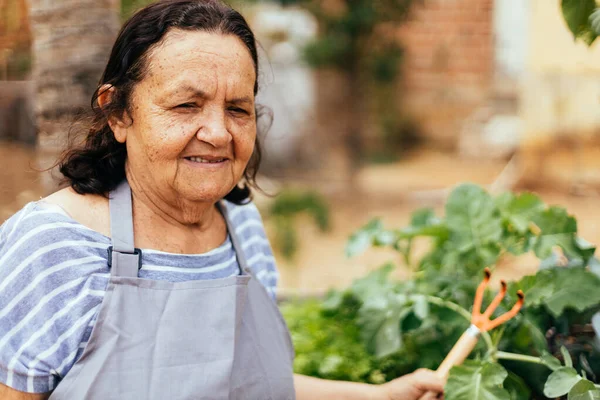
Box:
141 31 256 103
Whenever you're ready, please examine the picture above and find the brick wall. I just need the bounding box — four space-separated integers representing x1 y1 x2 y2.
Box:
396 0 495 147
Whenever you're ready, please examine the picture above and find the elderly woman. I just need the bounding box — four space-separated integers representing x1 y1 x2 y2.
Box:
0 1 444 399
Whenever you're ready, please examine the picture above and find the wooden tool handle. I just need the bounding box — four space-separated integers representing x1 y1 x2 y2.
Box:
436 325 480 379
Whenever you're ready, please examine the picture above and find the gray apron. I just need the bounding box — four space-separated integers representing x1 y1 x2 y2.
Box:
49 181 296 400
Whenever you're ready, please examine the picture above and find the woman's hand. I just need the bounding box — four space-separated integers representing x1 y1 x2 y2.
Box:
373 369 445 400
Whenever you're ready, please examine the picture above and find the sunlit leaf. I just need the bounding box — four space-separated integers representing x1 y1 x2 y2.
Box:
544 367 582 398
445 361 510 400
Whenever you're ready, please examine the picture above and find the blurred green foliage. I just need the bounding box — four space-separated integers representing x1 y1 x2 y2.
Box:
121 0 153 19
282 183 600 399
268 189 330 261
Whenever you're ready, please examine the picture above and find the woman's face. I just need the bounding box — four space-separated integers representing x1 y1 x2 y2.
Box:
114 30 257 205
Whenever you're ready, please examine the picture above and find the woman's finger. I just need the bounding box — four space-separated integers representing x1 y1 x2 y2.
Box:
411 369 445 393
418 392 441 400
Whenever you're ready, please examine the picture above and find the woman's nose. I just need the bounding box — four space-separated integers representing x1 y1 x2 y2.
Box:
195 109 232 147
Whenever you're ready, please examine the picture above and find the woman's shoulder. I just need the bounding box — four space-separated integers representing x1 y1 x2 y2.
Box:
221 199 266 236
43 187 110 237
0 196 111 265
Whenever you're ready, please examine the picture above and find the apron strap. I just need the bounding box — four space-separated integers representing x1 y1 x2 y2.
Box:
108 180 142 278
108 181 249 278
218 202 250 276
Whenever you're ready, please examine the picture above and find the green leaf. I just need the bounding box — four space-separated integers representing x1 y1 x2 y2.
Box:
346 219 384 258
358 292 411 358
512 267 600 317
411 208 439 227
590 8 600 34
496 192 545 234
544 366 582 398
541 351 563 371
568 379 600 400
445 184 503 265
503 371 531 400
445 361 510 400
561 346 573 368
561 0 598 45
413 295 429 320
371 310 404 358
531 207 581 259
543 269 600 317
396 208 448 241
322 290 344 311
350 263 395 302
589 257 600 277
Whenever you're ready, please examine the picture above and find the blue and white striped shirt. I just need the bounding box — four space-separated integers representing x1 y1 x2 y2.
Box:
0 200 279 394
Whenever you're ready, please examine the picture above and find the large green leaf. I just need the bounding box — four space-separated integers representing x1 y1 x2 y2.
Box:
544 367 582 398
445 361 510 400
512 268 600 317
358 292 411 358
568 379 600 400
445 185 503 269
531 207 578 258
543 269 600 317
561 0 598 45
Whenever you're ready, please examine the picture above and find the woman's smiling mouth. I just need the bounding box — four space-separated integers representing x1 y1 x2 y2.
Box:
183 156 230 168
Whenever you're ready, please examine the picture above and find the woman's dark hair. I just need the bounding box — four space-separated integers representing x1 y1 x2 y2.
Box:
59 0 262 204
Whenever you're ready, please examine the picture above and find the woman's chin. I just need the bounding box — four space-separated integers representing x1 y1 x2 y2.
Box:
175 185 233 204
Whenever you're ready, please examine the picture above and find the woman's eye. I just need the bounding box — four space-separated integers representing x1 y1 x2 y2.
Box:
176 103 196 109
229 107 248 115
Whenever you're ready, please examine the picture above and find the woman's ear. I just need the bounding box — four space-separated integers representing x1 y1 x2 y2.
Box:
97 84 128 144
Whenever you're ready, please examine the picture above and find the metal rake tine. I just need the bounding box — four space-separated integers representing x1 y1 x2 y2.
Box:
487 290 525 331
472 268 491 319
482 280 507 319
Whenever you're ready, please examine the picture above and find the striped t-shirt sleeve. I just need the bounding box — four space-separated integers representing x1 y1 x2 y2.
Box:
0 203 110 393
224 200 280 298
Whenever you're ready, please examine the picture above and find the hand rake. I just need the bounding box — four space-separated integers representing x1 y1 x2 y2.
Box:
435 268 525 379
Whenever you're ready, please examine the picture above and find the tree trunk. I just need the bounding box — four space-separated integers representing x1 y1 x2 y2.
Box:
26 0 120 190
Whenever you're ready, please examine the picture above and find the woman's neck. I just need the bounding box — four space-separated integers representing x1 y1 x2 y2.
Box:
126 172 227 254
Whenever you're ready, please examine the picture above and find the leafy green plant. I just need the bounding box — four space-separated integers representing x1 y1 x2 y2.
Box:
282 183 600 399
267 189 330 260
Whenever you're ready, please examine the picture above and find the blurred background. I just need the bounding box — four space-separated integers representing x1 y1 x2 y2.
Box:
1 0 600 296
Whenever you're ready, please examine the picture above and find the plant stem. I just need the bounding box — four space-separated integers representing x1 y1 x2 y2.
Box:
418 295 495 352
495 351 545 365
